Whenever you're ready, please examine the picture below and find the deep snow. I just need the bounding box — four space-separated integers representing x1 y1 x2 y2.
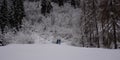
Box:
0 44 120 60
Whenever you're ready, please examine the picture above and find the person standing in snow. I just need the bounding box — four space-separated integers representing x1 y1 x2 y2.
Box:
56 39 61 44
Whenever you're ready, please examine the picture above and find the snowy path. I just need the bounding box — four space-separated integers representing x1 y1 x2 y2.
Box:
0 44 120 60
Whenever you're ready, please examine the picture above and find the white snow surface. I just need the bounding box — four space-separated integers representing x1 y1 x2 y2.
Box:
0 44 120 60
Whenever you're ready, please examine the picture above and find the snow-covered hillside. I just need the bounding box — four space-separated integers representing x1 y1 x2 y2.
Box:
0 44 120 60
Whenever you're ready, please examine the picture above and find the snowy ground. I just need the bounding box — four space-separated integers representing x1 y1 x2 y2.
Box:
0 44 120 60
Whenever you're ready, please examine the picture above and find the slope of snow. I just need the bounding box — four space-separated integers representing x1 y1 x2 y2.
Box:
0 44 120 60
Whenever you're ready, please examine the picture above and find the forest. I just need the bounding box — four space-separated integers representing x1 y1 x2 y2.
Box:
0 0 120 49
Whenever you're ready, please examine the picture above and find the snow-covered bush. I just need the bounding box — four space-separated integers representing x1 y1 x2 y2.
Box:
1 1 82 45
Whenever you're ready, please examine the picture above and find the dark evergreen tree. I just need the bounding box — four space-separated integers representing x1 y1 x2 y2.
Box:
71 0 76 8
41 0 46 15
71 0 81 8
51 0 58 3
46 1 53 13
58 0 64 6
41 0 52 16
11 0 25 31
27 0 40 2
0 0 9 46
0 0 8 34
51 0 69 7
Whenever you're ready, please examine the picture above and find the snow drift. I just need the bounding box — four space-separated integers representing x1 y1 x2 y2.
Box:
0 44 120 60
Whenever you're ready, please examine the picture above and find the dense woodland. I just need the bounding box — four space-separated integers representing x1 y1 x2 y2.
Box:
0 0 120 49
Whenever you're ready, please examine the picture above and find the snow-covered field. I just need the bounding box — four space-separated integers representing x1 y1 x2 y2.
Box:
0 44 120 60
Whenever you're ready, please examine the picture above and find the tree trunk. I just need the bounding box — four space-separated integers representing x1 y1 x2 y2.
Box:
89 32 93 47
112 19 117 49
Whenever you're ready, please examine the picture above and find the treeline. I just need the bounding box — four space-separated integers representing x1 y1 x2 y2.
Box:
40 0 120 49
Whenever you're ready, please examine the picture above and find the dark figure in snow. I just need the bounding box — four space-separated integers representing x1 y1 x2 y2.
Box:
41 0 52 16
56 39 61 44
